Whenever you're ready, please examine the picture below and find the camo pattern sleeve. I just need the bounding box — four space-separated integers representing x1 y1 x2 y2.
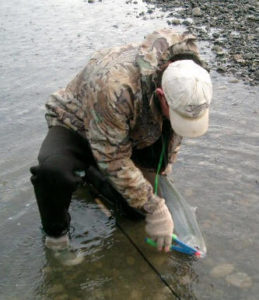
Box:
85 79 161 209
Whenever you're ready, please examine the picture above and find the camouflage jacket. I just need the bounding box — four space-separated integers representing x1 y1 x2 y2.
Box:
45 29 202 209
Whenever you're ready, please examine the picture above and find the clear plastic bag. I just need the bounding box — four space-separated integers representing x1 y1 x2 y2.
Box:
157 175 207 256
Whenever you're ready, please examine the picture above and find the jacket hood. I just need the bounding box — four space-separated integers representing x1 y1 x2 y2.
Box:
136 29 200 104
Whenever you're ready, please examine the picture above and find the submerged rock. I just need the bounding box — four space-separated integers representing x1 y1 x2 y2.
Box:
210 263 234 278
171 19 181 25
192 7 202 17
226 272 252 288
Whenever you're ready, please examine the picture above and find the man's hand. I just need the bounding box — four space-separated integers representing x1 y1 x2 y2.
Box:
145 200 174 252
161 163 172 176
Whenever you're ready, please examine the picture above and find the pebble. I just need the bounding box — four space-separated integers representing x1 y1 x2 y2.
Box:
210 263 234 278
229 79 239 83
212 45 224 56
182 20 191 26
192 7 202 17
217 66 227 73
226 272 252 288
233 54 245 64
212 32 220 39
171 19 180 25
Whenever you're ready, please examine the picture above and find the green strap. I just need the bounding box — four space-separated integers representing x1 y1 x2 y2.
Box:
154 138 166 195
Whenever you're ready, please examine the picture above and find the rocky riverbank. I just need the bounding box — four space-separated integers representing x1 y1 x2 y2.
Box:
141 0 258 85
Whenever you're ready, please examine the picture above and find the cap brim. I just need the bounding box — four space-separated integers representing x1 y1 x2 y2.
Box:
169 108 209 138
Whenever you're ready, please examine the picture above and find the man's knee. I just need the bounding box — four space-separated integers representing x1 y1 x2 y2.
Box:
31 154 83 190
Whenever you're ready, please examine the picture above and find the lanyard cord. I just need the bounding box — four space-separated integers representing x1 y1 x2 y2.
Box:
154 137 167 195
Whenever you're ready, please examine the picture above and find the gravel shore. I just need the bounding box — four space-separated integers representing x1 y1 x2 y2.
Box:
142 0 258 85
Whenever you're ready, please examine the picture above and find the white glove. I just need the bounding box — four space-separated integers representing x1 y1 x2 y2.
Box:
145 200 174 252
45 234 69 250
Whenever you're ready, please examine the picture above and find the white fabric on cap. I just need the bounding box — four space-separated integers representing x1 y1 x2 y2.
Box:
162 60 212 137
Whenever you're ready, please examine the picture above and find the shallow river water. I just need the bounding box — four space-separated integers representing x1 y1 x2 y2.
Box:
0 0 258 299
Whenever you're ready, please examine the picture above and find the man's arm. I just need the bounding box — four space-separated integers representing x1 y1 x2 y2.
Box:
88 87 158 209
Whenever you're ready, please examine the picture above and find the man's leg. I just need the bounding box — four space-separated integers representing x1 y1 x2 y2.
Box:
30 126 95 242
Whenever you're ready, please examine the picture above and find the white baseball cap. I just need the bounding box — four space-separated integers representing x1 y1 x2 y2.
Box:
162 60 213 138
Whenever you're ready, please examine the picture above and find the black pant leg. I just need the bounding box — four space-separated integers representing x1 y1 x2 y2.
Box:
30 126 95 237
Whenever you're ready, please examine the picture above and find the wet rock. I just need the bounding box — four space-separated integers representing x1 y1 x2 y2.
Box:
212 45 224 56
230 31 240 39
226 272 252 288
210 263 234 278
212 32 220 39
228 78 239 83
182 20 191 26
216 66 227 73
171 19 181 25
243 53 254 60
233 54 245 64
192 7 202 17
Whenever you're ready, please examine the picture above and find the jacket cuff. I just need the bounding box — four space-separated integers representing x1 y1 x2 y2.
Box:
142 195 165 214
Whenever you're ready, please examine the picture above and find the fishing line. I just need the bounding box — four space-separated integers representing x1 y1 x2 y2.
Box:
115 219 180 299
